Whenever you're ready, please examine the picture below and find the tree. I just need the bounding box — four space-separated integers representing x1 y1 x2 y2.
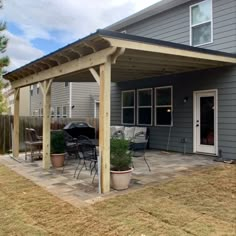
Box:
0 0 9 114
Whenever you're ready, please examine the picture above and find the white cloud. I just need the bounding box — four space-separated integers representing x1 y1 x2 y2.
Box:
3 0 160 43
2 0 161 71
5 31 44 71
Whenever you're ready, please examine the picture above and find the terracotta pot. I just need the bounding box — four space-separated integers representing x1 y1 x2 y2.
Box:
110 168 133 190
51 153 65 168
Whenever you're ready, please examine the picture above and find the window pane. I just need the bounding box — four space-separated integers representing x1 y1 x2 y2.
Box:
156 88 171 106
57 107 61 117
123 91 134 107
138 108 151 125
138 89 152 106
156 107 172 125
191 0 211 25
192 22 211 46
63 106 67 117
123 108 134 124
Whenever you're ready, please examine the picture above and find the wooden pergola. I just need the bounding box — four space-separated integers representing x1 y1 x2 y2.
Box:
4 30 236 193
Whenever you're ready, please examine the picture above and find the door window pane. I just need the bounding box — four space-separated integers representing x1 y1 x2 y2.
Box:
192 22 211 46
191 0 211 25
200 96 214 145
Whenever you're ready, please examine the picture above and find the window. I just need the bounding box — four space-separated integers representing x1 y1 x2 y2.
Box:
51 107 55 117
190 0 212 46
62 106 67 117
65 82 69 87
155 86 173 126
37 83 40 94
121 90 135 125
30 85 33 96
40 108 43 117
137 88 152 125
56 107 61 117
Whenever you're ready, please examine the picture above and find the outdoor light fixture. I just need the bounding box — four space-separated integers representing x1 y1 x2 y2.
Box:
184 97 188 103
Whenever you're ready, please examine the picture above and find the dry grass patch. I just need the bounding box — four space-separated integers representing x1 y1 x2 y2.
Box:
0 164 235 235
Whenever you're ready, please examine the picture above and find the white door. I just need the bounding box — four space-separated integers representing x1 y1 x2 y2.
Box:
194 90 218 155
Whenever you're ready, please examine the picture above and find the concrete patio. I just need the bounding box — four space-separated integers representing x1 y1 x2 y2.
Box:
0 150 219 207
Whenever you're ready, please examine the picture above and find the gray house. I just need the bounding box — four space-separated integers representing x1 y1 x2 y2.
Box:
4 0 236 189
106 0 236 159
30 82 99 118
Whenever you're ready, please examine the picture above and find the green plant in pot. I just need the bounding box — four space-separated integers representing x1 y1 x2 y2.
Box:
110 138 133 190
51 130 65 168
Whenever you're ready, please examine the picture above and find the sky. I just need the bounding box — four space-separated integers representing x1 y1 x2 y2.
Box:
1 0 161 72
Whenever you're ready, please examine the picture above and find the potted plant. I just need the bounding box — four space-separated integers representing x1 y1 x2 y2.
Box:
51 130 65 168
110 138 133 190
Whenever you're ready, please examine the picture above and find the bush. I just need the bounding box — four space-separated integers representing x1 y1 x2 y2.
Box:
51 130 65 154
110 138 132 171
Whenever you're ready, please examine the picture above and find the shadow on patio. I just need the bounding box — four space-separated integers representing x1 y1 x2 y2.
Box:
0 150 218 207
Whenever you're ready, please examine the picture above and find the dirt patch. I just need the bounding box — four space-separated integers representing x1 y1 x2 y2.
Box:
0 164 235 235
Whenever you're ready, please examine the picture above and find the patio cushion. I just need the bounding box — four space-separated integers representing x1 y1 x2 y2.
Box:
110 126 125 137
124 127 135 140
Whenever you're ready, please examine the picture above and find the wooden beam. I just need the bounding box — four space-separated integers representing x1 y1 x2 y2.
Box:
104 37 236 64
12 47 118 89
13 88 20 158
89 68 100 85
40 79 53 169
99 59 111 193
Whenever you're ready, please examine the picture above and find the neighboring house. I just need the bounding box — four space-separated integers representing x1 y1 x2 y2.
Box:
30 82 99 118
2 82 30 116
4 0 236 163
106 0 236 159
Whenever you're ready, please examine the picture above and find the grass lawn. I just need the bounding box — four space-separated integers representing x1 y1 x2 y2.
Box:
0 164 235 236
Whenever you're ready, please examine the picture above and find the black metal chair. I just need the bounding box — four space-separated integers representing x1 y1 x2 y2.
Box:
74 136 98 183
130 131 151 172
64 131 79 159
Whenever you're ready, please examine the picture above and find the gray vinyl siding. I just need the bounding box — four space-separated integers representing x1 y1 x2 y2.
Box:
30 82 69 117
111 66 236 160
71 82 99 118
118 0 236 54
30 82 99 118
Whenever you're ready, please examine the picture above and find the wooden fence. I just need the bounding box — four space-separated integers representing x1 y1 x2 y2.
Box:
0 115 98 154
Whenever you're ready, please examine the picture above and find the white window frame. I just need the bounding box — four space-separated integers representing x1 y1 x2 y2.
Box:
190 0 213 47
62 105 67 118
137 88 153 126
37 83 40 94
121 90 135 125
155 86 173 127
30 85 34 96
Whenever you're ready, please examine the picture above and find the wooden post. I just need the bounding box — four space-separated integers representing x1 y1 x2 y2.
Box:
99 59 111 193
40 79 53 169
13 88 20 158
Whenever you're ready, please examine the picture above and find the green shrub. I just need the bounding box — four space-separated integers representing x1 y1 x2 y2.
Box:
51 130 65 154
110 138 132 171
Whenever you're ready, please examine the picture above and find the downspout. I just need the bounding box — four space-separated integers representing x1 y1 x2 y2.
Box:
69 82 72 118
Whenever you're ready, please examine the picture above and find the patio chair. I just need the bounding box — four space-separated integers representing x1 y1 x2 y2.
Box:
74 136 98 183
64 131 79 159
111 130 125 139
24 128 43 161
130 131 151 172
